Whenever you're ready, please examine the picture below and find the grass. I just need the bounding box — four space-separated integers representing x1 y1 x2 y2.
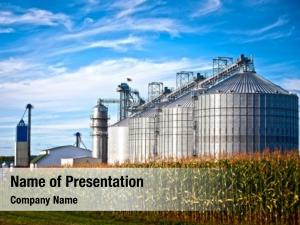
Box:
0 212 201 225
0 212 135 225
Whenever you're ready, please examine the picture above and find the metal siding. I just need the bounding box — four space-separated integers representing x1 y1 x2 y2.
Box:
157 106 194 160
15 120 29 167
129 116 155 162
91 104 108 162
15 142 28 167
126 72 298 161
195 92 298 156
108 126 129 164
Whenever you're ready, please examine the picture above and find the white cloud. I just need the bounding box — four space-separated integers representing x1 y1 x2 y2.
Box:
0 27 14 33
240 26 294 43
0 8 72 29
0 57 211 153
224 16 293 43
60 17 192 40
52 36 144 56
0 58 35 77
83 17 94 25
33 119 90 130
0 58 67 81
86 0 99 5
191 0 222 17
0 57 210 113
249 16 288 35
282 79 300 92
246 0 274 6
228 16 289 36
80 0 102 13
112 0 148 18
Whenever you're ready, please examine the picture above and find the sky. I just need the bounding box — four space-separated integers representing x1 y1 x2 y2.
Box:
0 0 300 156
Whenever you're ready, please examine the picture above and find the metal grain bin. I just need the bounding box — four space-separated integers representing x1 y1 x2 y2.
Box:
158 93 195 159
129 108 157 162
108 118 129 164
15 119 29 167
90 102 108 162
195 72 299 156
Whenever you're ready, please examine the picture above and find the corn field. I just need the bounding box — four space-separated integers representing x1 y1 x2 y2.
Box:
73 151 300 225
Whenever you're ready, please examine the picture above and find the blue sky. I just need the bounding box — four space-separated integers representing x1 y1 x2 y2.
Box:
0 0 299 156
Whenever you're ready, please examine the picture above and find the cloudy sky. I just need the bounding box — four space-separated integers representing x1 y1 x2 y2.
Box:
0 0 299 155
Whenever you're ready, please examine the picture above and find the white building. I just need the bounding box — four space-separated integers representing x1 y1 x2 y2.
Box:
31 145 92 168
61 157 101 167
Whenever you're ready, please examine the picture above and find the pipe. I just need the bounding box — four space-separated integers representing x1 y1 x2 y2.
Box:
26 104 33 166
75 132 81 148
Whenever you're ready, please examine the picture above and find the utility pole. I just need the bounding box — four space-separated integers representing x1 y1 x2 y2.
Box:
26 104 33 166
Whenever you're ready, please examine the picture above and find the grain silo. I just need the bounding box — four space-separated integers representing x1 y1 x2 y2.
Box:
108 118 129 164
90 101 108 162
15 119 29 167
194 71 299 156
102 54 298 163
157 93 195 159
128 108 157 162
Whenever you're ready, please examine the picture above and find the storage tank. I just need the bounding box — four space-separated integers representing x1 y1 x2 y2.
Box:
128 108 157 162
195 72 299 156
15 119 29 167
158 93 195 159
90 102 108 162
108 118 129 164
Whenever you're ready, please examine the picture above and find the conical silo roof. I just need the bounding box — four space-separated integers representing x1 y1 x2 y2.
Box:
206 72 289 94
111 118 129 127
165 92 194 108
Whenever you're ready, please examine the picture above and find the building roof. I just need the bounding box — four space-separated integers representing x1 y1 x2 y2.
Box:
131 103 166 118
31 145 91 164
111 118 129 127
137 107 157 117
207 72 289 94
165 92 193 108
40 145 91 153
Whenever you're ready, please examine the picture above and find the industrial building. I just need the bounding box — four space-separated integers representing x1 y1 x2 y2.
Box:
14 54 299 167
30 145 92 168
30 132 92 167
90 55 298 164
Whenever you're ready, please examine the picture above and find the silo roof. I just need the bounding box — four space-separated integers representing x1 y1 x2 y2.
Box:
207 72 289 94
165 92 193 108
111 118 129 127
131 101 170 118
137 107 157 117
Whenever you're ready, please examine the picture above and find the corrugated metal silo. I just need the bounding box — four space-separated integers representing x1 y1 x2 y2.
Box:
15 119 29 167
90 102 108 162
158 93 195 159
195 72 299 156
108 118 129 164
128 108 157 162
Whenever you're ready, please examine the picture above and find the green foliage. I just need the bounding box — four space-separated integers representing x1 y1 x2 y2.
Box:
113 151 300 224
1 152 299 225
